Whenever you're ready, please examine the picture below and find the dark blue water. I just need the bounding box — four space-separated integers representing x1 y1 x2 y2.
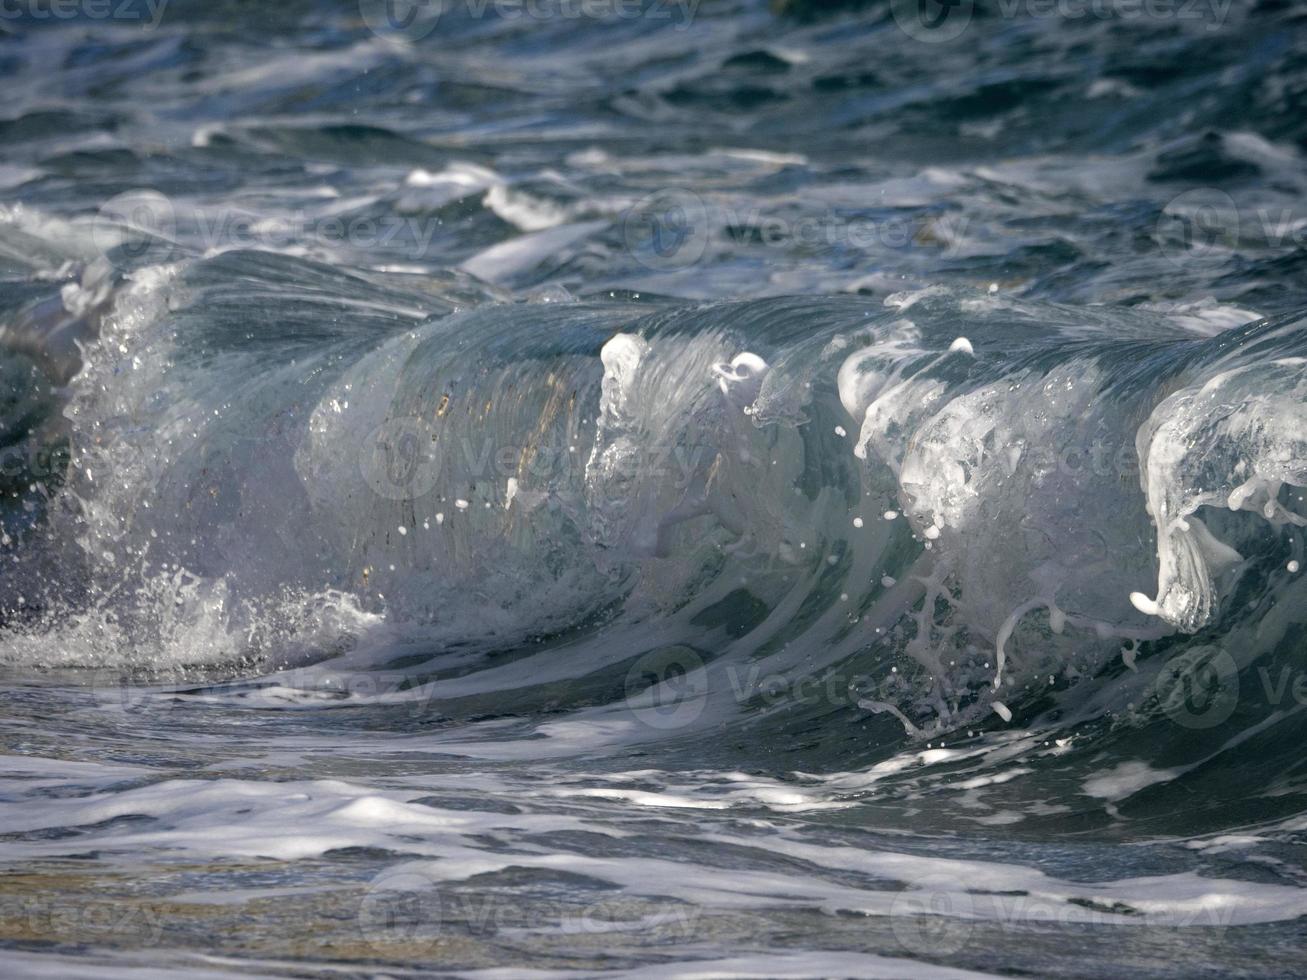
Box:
1 1 1306 976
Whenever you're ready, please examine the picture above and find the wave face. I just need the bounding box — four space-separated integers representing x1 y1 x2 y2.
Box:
1 1 1307 977
4 253 1306 792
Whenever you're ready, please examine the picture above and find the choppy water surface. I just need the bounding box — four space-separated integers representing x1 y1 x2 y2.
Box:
1 1 1307 976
